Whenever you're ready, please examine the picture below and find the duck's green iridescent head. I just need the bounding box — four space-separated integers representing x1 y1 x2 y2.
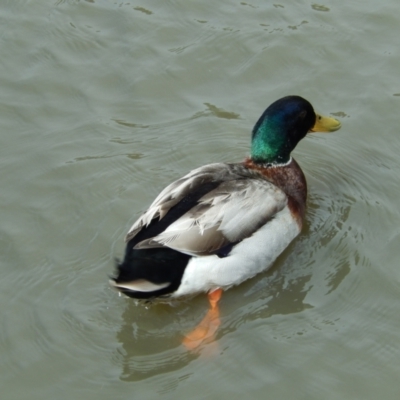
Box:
251 96 341 165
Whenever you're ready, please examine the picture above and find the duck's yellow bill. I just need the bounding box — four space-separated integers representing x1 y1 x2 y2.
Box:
310 114 341 133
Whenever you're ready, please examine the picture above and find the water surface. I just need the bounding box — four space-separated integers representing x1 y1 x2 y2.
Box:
1 1 400 399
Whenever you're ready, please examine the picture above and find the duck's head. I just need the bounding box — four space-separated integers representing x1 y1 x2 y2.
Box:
251 96 341 165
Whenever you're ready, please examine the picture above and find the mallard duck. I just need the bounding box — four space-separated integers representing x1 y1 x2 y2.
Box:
111 95 341 348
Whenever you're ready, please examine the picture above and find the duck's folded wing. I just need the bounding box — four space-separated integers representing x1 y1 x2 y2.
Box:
126 163 233 242
126 163 288 257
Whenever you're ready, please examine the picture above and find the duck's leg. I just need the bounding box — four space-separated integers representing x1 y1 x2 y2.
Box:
182 288 223 350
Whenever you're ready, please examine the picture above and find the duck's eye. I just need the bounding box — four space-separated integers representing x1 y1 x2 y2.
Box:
318 116 321 120
298 110 307 120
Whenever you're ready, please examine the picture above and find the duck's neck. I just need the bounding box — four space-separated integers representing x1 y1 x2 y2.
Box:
249 157 293 169
250 119 292 165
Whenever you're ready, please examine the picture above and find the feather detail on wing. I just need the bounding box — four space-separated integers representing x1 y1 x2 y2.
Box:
126 163 288 256
126 163 225 242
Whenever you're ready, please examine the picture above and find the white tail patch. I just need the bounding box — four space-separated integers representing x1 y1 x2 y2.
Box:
109 279 170 292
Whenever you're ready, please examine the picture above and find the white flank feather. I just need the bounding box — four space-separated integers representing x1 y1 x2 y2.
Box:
172 205 300 297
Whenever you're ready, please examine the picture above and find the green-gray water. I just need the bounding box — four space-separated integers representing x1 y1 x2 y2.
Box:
1 1 400 399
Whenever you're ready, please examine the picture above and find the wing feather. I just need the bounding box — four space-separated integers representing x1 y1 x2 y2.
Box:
126 163 225 242
126 163 288 256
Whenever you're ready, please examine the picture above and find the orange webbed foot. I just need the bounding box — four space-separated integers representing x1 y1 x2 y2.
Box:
183 289 223 351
